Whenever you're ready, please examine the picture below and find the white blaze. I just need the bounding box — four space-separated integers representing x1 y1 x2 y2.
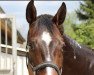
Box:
41 31 52 46
46 57 51 61
46 67 53 75
41 31 52 61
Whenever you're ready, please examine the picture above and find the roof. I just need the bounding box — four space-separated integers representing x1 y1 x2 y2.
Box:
0 6 5 13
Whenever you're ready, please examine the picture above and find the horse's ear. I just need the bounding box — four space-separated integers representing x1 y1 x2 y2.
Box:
52 2 66 25
26 0 37 24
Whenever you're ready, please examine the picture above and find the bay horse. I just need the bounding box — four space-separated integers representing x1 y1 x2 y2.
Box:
26 0 66 75
26 0 94 75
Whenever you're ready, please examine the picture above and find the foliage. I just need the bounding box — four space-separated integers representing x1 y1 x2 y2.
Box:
76 0 94 20
64 14 94 49
72 19 94 48
63 13 77 39
62 0 94 49
75 0 94 49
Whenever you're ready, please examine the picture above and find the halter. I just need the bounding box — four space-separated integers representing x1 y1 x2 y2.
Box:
26 44 61 75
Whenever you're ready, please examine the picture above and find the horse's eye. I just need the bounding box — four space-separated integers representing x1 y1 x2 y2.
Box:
28 43 35 50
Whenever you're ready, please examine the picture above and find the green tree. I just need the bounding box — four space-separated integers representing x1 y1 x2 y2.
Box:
72 20 94 48
63 13 77 39
76 0 94 20
75 0 94 49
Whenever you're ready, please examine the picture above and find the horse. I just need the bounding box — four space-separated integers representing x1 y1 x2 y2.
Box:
26 0 66 75
26 0 94 75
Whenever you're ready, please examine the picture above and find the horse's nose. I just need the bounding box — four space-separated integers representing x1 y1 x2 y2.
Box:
36 67 59 75
46 67 58 75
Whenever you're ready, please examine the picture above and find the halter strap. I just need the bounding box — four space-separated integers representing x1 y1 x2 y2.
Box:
26 44 61 75
28 61 61 75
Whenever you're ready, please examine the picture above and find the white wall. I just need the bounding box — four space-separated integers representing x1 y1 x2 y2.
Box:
0 53 29 75
17 56 29 75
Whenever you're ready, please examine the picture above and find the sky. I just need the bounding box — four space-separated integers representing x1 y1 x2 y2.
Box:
0 1 81 40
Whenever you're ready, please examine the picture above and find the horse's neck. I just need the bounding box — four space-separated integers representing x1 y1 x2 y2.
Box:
63 34 94 58
63 34 78 52
63 34 94 64
63 34 77 60
63 34 94 74
79 45 94 59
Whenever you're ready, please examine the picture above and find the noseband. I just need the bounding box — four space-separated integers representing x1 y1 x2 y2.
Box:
26 45 61 75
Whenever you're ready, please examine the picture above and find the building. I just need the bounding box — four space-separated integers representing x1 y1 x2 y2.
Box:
0 6 25 45
0 6 28 75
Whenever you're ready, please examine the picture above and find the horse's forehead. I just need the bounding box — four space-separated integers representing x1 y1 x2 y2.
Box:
41 31 52 46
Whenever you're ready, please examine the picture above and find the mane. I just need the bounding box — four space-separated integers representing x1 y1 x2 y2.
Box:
63 34 82 49
63 34 94 58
